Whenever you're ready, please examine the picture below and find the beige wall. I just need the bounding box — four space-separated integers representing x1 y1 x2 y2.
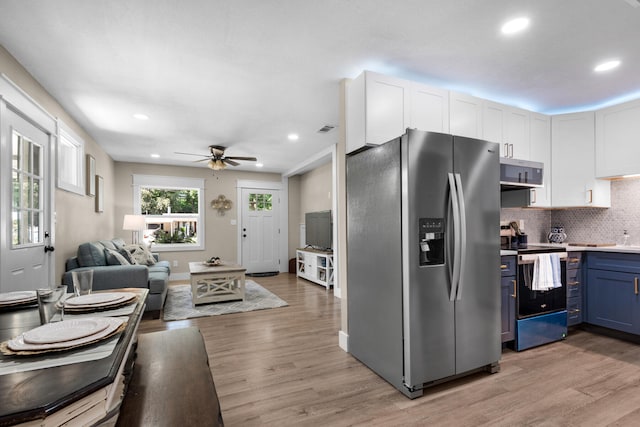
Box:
0 45 116 283
298 162 332 223
114 162 281 276
287 175 301 260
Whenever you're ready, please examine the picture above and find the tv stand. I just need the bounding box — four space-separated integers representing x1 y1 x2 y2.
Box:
296 248 334 289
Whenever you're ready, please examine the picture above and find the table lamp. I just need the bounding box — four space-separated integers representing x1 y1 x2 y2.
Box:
123 214 146 244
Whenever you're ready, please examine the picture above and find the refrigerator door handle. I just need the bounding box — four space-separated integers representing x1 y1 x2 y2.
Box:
448 173 461 301
454 173 468 300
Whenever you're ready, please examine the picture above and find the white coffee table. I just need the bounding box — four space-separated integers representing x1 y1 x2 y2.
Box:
188 262 246 306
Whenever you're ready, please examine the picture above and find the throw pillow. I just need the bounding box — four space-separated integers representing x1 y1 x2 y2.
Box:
118 248 138 265
77 242 108 267
124 244 156 266
104 248 131 266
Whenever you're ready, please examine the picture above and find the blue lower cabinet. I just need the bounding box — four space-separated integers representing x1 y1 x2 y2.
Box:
501 275 516 342
586 268 640 335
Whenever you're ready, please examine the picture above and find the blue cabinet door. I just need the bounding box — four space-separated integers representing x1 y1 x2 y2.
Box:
501 275 516 342
587 269 640 334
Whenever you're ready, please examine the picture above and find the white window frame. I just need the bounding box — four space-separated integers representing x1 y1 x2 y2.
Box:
56 120 85 195
132 174 205 252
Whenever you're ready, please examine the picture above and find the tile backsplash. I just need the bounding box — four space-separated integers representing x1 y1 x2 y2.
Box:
501 178 640 246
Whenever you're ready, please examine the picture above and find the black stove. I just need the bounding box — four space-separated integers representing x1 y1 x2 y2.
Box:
516 245 566 254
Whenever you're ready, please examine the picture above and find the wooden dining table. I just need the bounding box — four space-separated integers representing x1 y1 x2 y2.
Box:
0 288 147 426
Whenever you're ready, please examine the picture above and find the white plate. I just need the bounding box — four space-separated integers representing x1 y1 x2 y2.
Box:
65 293 127 306
8 317 124 351
0 291 37 304
22 318 110 344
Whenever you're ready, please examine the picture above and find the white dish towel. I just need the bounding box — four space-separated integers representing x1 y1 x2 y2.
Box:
532 253 562 291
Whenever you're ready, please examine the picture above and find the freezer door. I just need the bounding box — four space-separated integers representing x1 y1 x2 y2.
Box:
453 136 501 374
403 130 456 387
346 139 405 392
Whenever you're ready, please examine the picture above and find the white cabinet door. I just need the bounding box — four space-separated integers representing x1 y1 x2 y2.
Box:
595 98 640 178
483 101 530 159
551 112 610 207
528 113 551 207
409 82 449 133
505 106 530 160
450 91 483 138
346 71 410 153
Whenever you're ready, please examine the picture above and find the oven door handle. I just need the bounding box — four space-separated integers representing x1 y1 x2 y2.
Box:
454 173 467 301
448 173 461 302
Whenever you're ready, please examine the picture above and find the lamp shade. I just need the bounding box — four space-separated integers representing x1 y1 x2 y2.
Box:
123 214 146 231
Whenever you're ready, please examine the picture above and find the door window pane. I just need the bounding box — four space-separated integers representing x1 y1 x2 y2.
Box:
248 193 273 211
12 130 44 247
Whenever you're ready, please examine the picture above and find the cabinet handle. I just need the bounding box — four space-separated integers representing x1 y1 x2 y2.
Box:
511 279 517 298
569 258 580 263
530 189 536 204
635 277 639 295
500 264 508 270
503 143 508 157
508 144 514 158
569 309 581 314
587 189 593 204
568 281 580 286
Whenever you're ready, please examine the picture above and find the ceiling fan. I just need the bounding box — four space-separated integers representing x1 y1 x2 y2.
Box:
175 145 258 170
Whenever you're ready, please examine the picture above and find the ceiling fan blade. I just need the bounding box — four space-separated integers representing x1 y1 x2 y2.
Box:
175 151 209 158
225 156 257 162
223 158 240 167
193 158 211 163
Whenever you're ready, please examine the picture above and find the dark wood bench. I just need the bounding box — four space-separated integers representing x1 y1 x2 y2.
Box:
116 327 223 426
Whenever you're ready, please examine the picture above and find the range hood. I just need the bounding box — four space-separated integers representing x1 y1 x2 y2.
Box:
500 158 544 191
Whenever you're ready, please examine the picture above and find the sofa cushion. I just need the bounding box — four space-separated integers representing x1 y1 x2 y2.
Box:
105 248 131 265
100 240 118 251
148 271 167 294
77 242 107 267
112 238 126 249
124 244 156 266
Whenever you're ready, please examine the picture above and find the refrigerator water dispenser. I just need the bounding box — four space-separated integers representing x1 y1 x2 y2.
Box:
419 218 444 266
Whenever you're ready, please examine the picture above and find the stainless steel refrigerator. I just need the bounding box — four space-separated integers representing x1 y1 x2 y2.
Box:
346 129 501 398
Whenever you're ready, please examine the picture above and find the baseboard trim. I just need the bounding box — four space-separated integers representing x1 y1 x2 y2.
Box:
338 330 349 352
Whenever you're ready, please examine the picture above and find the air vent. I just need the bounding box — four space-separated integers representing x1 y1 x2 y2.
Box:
317 125 336 133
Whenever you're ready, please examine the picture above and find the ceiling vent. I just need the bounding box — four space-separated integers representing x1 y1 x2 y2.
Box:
624 0 640 8
317 124 336 133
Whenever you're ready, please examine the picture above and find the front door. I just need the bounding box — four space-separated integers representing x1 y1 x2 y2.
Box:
240 188 279 274
1 109 53 291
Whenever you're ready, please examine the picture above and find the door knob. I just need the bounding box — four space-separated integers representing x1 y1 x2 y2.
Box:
44 245 55 253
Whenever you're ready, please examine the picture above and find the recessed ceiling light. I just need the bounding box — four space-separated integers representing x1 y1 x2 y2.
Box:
594 60 621 72
287 133 299 141
501 17 530 35
150 153 160 158
255 163 264 168
133 113 149 120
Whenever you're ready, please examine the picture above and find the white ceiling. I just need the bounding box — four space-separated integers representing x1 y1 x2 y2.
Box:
1 0 639 173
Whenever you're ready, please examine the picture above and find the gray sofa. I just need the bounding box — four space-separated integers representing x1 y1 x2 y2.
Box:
62 238 170 314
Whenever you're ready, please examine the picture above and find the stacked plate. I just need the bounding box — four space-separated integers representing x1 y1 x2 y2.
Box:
0 291 37 308
3 317 125 354
62 292 137 312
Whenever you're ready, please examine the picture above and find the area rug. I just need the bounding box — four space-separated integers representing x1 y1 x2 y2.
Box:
162 280 288 321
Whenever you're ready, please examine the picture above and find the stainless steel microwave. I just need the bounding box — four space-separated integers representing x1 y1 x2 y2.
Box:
500 158 543 189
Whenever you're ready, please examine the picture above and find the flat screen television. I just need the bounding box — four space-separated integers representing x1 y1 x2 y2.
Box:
305 210 332 251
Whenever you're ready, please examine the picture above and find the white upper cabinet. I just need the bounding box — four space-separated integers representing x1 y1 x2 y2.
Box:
450 91 483 139
595 98 640 178
409 82 450 134
528 113 551 207
551 112 610 207
346 71 410 154
482 101 530 159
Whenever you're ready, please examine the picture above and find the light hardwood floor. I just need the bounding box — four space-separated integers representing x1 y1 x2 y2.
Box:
138 273 640 426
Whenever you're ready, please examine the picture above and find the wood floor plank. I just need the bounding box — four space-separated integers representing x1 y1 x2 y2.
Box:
137 274 640 426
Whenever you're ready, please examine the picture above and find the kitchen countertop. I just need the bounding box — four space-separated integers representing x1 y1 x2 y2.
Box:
501 244 640 256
